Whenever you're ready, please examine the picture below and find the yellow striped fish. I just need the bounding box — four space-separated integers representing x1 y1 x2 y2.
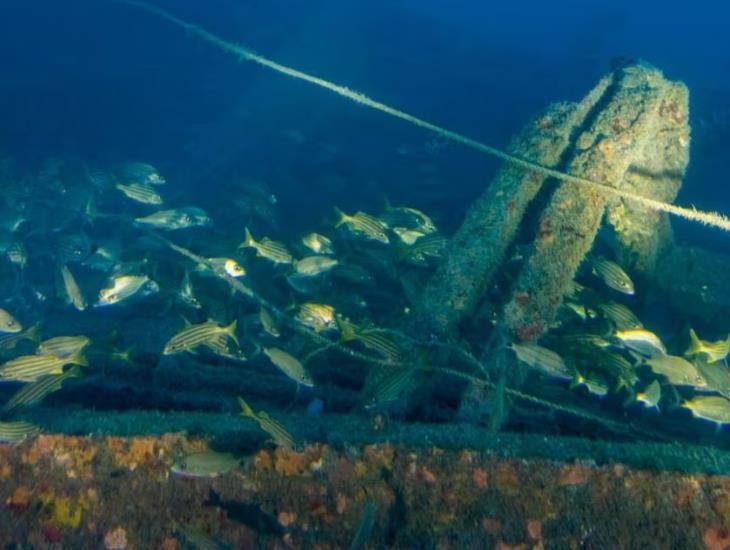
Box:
0 420 40 443
685 328 730 364
355 330 403 365
334 208 389 244
509 342 572 381
591 256 634 295
238 396 295 448
115 182 163 205
163 320 238 355
597 301 642 329
239 227 293 264
200 332 247 362
37 335 90 357
337 319 402 365
363 365 415 407
0 352 87 382
2 366 82 412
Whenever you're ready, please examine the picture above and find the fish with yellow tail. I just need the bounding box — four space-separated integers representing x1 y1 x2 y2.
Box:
238 396 295 449
644 354 706 388
682 395 730 426
239 227 293 265
614 328 666 357
591 256 635 295
635 380 661 410
334 208 389 244
0 420 40 443
301 232 334 255
163 320 238 355
115 182 163 205
685 328 730 364
0 352 87 382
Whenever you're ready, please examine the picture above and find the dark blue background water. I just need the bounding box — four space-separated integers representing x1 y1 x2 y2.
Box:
1 0 729 246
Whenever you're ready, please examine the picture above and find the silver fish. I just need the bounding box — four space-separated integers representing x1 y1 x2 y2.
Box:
134 207 211 230
97 274 157 306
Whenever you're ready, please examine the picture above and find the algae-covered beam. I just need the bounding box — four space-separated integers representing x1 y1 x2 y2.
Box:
410 76 613 338
604 76 689 275
504 64 685 341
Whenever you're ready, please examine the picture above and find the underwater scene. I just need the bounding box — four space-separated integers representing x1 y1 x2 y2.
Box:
1 0 730 547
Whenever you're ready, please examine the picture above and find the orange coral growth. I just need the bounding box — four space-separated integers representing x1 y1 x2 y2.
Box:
703 526 730 550
473 468 488 489
516 322 543 342
104 527 128 550
526 519 542 540
559 462 592 486
7 486 31 510
106 436 160 471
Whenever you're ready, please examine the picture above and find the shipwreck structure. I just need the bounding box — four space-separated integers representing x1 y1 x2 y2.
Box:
413 61 690 343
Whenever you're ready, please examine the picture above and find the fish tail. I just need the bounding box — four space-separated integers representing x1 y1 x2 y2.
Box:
237 396 254 417
66 365 83 377
225 319 239 347
240 227 255 248
24 323 41 343
69 352 88 368
333 207 347 227
687 328 702 354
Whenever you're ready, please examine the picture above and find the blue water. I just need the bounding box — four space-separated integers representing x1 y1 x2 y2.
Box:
3 1 729 233
0 0 729 451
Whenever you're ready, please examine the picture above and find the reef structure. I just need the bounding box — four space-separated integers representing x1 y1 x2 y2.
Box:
1 432 730 548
